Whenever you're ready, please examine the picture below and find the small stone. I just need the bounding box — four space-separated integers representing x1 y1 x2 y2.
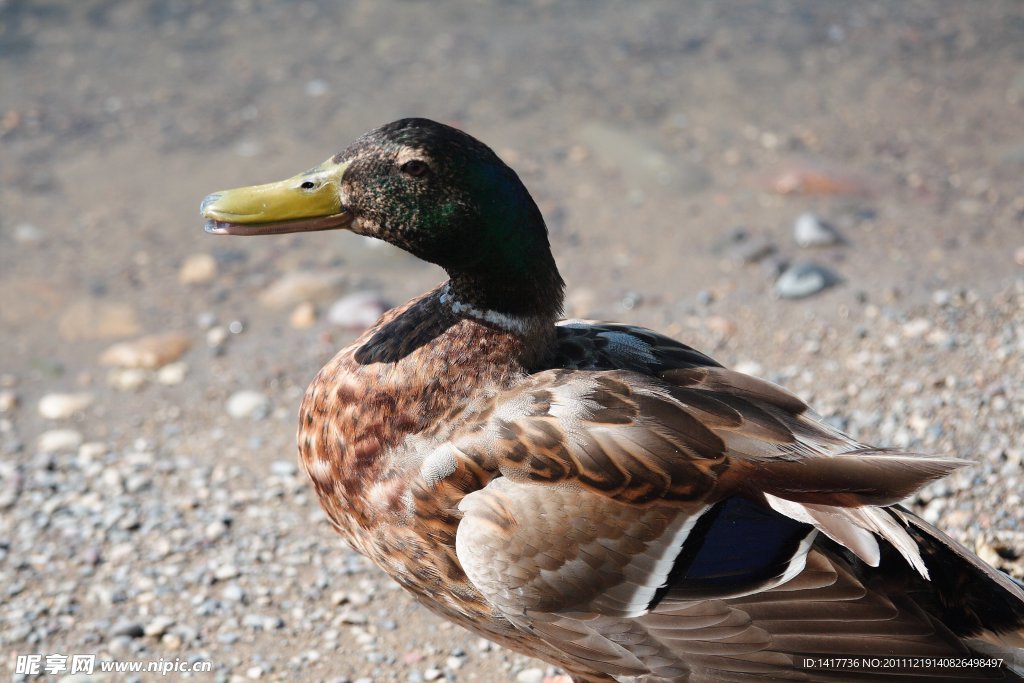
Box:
246 665 264 679
901 318 932 339
976 542 1001 568
289 302 317 329
206 326 228 349
161 632 183 649
0 463 22 510
226 391 270 420
144 616 174 637
110 620 145 639
77 441 108 463
156 361 188 385
271 460 298 477
326 291 390 330
730 235 776 264
258 272 347 309
108 368 149 392
205 520 229 542
243 614 283 630
222 583 246 603
37 392 94 419
516 668 545 683
339 610 368 625
775 262 839 299
423 668 443 681
1015 246 1024 267
179 253 218 285
305 79 329 97
38 429 83 453
12 222 43 244
793 212 842 247
0 390 16 413
214 563 240 581
100 332 191 369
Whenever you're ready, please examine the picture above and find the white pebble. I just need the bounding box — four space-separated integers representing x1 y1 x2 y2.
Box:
206 326 228 348
901 318 932 339
205 520 229 542
38 429 84 453
156 362 188 385
793 212 841 247
213 563 240 581
144 616 174 637
38 392 94 420
108 368 148 392
178 253 217 285
12 222 43 244
226 391 270 420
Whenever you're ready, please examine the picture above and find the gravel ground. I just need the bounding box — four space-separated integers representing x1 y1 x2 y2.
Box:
1 1 1023 681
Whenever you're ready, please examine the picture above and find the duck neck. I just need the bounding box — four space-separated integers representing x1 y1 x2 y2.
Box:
444 256 564 339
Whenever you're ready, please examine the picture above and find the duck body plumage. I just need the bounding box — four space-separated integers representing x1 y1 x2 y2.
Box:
297 284 1024 682
203 118 1024 681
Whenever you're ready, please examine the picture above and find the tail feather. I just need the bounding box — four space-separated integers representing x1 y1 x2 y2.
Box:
893 507 1024 641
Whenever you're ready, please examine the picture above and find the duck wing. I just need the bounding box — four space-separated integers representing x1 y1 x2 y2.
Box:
430 332 1024 680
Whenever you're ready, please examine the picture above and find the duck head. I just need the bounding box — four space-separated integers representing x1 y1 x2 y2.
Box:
202 118 563 319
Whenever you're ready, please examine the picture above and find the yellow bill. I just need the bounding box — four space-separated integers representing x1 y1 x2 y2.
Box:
201 158 352 236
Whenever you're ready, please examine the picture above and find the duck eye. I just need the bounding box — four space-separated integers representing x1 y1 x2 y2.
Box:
400 159 429 178
300 181 316 190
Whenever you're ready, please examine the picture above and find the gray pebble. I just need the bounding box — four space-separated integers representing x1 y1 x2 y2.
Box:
731 235 777 264
110 620 145 639
775 262 839 299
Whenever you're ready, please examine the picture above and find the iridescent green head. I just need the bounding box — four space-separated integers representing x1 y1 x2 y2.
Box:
202 118 563 318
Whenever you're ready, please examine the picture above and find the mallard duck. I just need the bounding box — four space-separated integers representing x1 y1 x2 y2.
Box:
202 118 1024 681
